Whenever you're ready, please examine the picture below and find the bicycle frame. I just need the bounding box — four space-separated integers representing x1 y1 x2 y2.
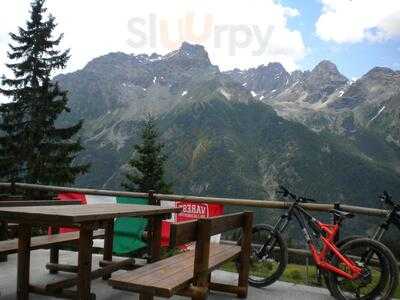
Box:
268 202 363 280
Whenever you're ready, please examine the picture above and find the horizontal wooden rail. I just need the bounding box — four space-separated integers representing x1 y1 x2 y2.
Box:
155 193 388 217
0 182 148 199
0 182 389 217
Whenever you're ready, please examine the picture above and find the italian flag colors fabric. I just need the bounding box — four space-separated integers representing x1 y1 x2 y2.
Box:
57 193 223 255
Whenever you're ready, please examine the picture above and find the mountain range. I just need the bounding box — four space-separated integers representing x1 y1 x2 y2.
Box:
56 42 400 223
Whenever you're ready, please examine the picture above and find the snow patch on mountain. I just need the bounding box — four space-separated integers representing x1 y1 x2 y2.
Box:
219 88 232 100
370 106 386 122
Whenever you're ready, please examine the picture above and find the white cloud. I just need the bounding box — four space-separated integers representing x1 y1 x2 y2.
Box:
0 0 306 83
316 0 400 43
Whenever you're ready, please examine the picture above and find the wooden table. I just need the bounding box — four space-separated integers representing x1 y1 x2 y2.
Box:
0 204 181 300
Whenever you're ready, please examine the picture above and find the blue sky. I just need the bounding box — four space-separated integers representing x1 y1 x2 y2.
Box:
282 0 400 79
0 0 399 85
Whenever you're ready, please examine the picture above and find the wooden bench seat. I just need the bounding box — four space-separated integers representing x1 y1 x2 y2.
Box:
110 243 241 297
110 212 253 300
0 229 105 256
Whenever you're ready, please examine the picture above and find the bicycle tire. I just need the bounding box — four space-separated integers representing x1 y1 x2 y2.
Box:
327 235 399 300
327 238 398 300
238 224 288 287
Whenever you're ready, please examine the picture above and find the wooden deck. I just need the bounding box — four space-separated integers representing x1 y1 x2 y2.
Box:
0 250 335 300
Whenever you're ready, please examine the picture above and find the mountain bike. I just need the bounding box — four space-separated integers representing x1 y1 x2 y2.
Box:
334 191 400 250
325 191 400 298
239 186 397 299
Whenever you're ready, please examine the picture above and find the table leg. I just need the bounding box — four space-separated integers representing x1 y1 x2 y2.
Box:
102 220 114 280
17 224 32 300
77 223 93 300
149 215 162 263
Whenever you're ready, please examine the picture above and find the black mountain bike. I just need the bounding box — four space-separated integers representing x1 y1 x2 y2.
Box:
336 191 400 249
239 187 398 299
326 191 400 298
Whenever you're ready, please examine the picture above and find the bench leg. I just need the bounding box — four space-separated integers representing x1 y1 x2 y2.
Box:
139 294 153 300
149 216 162 263
17 224 32 300
102 220 114 280
49 226 60 274
0 221 8 262
191 287 208 300
49 246 60 274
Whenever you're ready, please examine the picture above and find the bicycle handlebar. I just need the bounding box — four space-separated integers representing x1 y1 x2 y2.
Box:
378 191 398 209
277 186 317 203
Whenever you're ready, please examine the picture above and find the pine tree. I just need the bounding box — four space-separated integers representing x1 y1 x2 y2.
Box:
0 0 89 185
122 115 172 193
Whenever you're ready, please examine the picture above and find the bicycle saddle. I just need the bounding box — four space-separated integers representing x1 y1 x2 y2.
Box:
329 209 355 219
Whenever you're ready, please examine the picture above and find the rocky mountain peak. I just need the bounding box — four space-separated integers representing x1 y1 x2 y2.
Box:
364 66 398 79
310 60 348 82
341 66 400 107
162 42 213 69
83 52 134 72
299 60 348 103
224 62 290 94
289 70 305 83
313 60 338 72
260 62 287 75
179 42 208 57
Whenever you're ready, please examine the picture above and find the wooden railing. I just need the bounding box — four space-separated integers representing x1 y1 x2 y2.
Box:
0 182 389 217
0 182 393 286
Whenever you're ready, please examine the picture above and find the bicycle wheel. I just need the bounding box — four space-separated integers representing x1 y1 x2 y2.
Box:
238 224 288 287
327 238 398 300
329 236 399 300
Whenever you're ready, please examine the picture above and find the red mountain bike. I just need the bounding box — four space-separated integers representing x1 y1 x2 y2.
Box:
240 186 397 299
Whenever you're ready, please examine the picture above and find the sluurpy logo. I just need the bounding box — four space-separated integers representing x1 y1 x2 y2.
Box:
127 13 274 56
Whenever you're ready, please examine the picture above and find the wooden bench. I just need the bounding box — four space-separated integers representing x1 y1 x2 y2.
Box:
0 228 105 255
109 211 253 300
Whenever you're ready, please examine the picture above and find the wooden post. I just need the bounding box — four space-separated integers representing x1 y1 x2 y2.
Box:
49 226 60 274
0 220 8 262
77 223 94 300
102 220 114 280
193 218 212 300
148 190 158 206
17 224 32 300
148 190 162 263
237 212 253 298
149 215 162 263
